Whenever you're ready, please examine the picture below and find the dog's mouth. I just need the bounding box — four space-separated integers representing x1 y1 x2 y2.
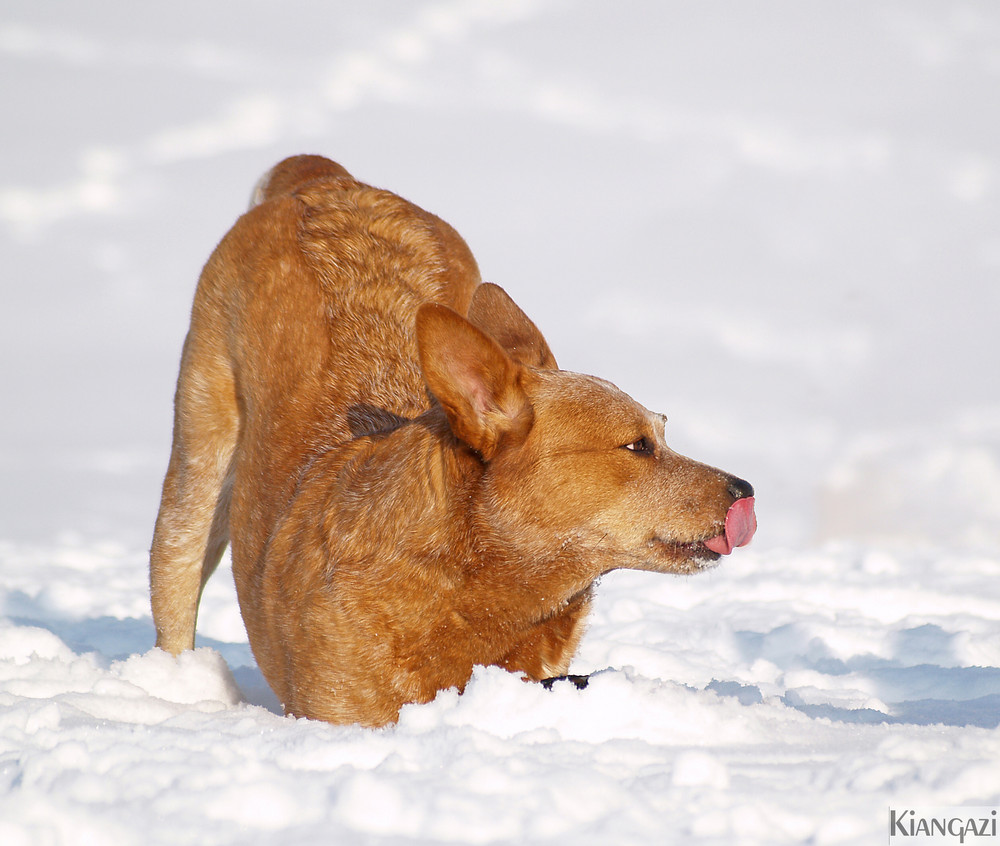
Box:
650 497 757 571
649 537 722 571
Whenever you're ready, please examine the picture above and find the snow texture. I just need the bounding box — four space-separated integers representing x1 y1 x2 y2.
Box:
2 1 999 843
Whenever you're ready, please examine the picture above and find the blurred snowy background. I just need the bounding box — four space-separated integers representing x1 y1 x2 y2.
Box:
2 2 999 844
3 0 997 551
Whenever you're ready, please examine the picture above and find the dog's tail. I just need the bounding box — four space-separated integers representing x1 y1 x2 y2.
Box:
249 154 353 208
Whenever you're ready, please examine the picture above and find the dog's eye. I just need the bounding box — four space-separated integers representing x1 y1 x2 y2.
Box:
622 436 655 456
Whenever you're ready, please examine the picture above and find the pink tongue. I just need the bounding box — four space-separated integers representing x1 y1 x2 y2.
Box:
703 497 756 556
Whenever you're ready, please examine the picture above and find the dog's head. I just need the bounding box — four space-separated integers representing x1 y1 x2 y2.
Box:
416 284 755 576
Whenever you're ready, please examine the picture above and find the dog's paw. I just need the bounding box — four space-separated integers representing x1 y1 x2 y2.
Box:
540 673 590 691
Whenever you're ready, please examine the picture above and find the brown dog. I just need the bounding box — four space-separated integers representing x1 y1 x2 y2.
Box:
150 155 756 726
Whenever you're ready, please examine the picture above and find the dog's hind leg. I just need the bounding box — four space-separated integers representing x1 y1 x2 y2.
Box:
150 325 238 654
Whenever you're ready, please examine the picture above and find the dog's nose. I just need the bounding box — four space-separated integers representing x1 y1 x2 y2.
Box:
727 476 754 500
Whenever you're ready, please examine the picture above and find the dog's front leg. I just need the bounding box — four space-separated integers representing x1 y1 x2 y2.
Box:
497 587 593 682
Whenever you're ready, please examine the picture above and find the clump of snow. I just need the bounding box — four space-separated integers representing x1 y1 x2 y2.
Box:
114 648 243 708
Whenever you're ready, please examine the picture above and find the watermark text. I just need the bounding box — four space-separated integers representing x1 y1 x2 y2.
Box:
889 808 998 845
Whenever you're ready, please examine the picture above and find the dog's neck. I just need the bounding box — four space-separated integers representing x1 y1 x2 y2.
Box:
330 414 598 620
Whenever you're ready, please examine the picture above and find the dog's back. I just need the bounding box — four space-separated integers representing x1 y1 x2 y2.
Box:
234 155 481 447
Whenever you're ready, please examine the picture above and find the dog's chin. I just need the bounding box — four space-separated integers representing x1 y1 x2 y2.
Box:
645 537 722 575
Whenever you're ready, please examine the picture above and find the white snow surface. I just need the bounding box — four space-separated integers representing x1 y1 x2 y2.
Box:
2 2 999 843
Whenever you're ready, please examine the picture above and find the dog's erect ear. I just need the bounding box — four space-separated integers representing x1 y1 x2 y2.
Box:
467 283 558 370
417 303 534 459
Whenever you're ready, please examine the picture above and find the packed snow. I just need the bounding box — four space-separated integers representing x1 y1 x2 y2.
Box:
2 2 999 844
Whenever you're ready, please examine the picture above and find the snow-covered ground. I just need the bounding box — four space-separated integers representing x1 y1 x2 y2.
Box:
2 2 999 843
